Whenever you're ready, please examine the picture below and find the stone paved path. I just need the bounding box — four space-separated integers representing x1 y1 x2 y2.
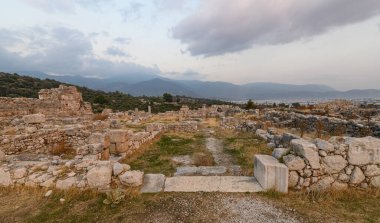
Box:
141 175 263 193
165 176 263 193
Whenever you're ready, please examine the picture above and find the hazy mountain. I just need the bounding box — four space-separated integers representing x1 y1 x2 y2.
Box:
122 78 198 97
10 71 380 100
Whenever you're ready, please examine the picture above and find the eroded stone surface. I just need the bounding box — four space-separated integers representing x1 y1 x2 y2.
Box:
164 176 263 193
119 170 144 187
141 174 165 193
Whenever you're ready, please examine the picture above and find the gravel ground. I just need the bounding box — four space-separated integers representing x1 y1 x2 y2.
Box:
143 193 301 223
219 196 300 223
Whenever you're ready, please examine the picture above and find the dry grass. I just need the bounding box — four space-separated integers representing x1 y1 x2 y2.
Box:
123 132 213 176
219 129 272 175
1 186 378 222
200 118 219 128
92 113 108 121
260 188 380 223
48 141 76 159
193 152 214 166
0 187 226 223
48 141 66 155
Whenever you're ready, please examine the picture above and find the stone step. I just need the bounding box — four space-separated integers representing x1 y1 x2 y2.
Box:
174 165 242 176
141 174 166 193
163 176 263 193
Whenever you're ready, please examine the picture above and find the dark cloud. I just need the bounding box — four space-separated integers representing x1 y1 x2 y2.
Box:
105 46 129 57
173 0 380 57
121 2 144 22
114 37 131 45
0 26 159 78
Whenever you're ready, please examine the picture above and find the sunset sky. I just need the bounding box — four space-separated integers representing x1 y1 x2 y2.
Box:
1 0 380 90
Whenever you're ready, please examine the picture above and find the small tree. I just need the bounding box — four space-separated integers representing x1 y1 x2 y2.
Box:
246 99 255 110
163 93 173 102
292 102 301 108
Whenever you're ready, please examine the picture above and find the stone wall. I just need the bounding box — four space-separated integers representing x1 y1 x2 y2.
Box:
282 137 380 191
0 85 92 118
265 111 380 138
253 128 380 191
0 157 143 190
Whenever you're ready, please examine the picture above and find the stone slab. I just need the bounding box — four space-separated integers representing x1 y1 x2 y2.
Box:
219 176 263 192
141 174 166 193
254 155 288 193
164 176 263 193
174 166 227 176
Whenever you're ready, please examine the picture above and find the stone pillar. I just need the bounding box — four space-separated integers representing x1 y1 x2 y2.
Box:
148 106 151 114
254 155 288 193
109 129 131 154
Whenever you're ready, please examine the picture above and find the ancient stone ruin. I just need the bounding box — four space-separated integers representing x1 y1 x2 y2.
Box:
0 85 92 117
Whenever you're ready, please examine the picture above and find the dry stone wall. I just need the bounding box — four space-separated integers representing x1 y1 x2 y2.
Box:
265 111 380 138
0 85 92 118
254 128 380 191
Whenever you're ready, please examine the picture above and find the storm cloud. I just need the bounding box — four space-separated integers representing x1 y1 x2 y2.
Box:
0 26 159 78
173 0 380 56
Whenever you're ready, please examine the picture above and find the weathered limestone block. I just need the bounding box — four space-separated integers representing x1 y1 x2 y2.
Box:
255 129 268 141
254 155 288 193
310 176 334 191
109 130 130 143
281 133 300 146
370 176 380 188
0 168 12 186
365 165 380 177
115 142 129 153
12 167 27 179
338 173 350 182
56 177 76 190
315 138 334 152
283 154 306 171
291 139 320 169
25 127 37 134
23 114 45 124
112 162 124 176
288 171 299 188
86 161 112 189
88 133 110 148
119 170 144 187
322 155 347 174
350 167 365 184
272 148 289 159
346 137 380 165
0 150 5 161
331 181 348 190
141 174 165 193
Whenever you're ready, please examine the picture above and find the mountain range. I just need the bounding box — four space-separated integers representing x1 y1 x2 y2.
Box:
11 71 380 101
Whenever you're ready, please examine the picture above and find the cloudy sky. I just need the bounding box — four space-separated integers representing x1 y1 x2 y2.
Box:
0 0 380 90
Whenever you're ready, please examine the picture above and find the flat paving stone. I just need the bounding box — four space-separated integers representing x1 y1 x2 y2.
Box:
164 176 263 193
141 174 165 193
174 166 227 176
165 176 220 192
219 176 262 192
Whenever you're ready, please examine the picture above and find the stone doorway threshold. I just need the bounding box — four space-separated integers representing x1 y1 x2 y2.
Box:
141 174 263 193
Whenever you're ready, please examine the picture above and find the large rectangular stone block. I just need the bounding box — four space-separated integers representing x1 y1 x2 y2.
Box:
254 155 288 193
109 130 129 143
23 114 46 124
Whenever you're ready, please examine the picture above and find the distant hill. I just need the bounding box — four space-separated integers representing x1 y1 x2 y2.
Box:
121 78 198 97
11 70 380 101
0 72 233 113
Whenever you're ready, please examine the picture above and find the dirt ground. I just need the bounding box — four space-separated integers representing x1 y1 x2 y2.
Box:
0 188 300 223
